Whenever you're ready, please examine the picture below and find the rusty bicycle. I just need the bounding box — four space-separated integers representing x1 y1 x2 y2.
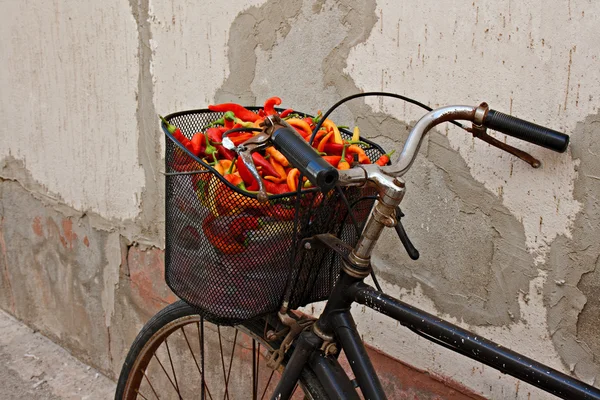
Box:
115 93 600 400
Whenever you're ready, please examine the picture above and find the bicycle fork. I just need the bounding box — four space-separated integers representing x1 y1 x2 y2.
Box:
270 175 406 400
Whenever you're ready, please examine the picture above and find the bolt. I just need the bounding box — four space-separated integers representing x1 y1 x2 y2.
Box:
393 177 405 188
304 242 312 250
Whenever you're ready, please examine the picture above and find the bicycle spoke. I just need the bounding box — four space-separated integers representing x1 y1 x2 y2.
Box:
153 352 181 398
142 370 161 400
135 388 151 400
260 370 276 400
217 327 230 400
254 342 261 400
223 330 239 400
197 321 213 400
164 339 181 396
181 327 202 376
252 340 257 400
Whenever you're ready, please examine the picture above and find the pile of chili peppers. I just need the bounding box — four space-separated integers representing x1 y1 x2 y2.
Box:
163 97 393 255
163 96 394 196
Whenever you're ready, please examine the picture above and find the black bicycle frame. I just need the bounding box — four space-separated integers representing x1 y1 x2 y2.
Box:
272 271 600 400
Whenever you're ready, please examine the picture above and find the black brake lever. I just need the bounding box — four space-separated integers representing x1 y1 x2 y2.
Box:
394 207 419 260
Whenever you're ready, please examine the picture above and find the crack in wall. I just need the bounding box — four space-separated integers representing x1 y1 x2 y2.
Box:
129 0 164 244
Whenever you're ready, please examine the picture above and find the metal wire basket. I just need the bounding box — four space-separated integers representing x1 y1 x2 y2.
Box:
163 108 385 325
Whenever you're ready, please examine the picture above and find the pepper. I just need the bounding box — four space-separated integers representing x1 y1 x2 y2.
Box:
224 172 245 189
206 127 235 160
286 118 312 138
228 132 254 146
263 204 295 221
263 96 282 116
223 111 236 129
352 126 360 142
311 129 329 146
208 103 260 122
303 117 315 130
287 168 300 192
237 157 260 191
264 158 286 183
376 149 396 166
252 153 279 177
317 131 335 152
279 108 294 118
346 144 371 164
265 147 289 167
160 115 194 151
203 214 259 254
204 128 219 162
214 159 233 175
338 145 350 170
323 143 344 155
263 179 289 195
189 133 206 156
322 119 343 144
322 155 341 166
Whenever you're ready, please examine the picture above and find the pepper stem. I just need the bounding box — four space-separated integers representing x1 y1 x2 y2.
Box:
159 115 176 134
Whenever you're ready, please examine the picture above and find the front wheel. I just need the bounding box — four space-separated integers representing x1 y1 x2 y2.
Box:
115 300 327 399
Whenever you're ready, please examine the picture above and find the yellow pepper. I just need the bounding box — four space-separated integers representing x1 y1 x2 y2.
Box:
322 119 342 144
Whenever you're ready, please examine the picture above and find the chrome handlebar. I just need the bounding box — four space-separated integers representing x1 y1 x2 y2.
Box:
338 105 479 187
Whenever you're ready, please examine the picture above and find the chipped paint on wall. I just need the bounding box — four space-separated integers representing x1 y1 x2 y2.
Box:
149 0 269 113
0 0 145 220
345 0 599 258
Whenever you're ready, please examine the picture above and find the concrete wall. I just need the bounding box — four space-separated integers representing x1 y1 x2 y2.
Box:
1 0 599 398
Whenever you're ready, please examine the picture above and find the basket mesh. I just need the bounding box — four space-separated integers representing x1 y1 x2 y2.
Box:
164 108 385 325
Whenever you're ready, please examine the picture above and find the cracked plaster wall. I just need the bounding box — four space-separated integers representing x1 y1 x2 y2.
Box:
1 0 599 398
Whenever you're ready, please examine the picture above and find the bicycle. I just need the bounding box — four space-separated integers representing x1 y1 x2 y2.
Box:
115 94 600 400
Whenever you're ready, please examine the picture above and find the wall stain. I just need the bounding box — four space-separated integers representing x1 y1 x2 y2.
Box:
546 112 600 384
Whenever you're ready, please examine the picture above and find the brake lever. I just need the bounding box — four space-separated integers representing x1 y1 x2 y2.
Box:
468 103 541 168
395 207 419 260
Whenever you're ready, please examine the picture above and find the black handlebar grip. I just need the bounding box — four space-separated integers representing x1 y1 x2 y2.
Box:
271 126 339 192
483 110 569 153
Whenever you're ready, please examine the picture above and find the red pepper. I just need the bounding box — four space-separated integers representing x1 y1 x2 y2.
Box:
263 204 295 220
189 133 206 156
376 149 396 166
252 153 279 177
160 115 195 152
228 132 254 146
203 214 259 254
322 155 341 166
263 180 289 195
206 127 235 160
208 103 260 122
223 111 236 129
263 97 282 116
279 108 294 118
237 157 260 191
323 143 344 155
218 146 235 161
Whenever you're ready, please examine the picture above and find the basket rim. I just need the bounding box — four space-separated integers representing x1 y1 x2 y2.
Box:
162 106 387 201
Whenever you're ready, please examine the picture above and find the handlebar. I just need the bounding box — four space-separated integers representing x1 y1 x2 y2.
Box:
483 109 569 153
266 103 570 189
269 122 339 192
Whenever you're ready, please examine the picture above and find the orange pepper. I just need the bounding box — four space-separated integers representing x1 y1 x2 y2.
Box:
346 144 366 156
263 158 287 183
287 168 300 191
312 129 329 146
265 147 289 167
317 131 335 153
338 145 350 170
286 118 312 137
